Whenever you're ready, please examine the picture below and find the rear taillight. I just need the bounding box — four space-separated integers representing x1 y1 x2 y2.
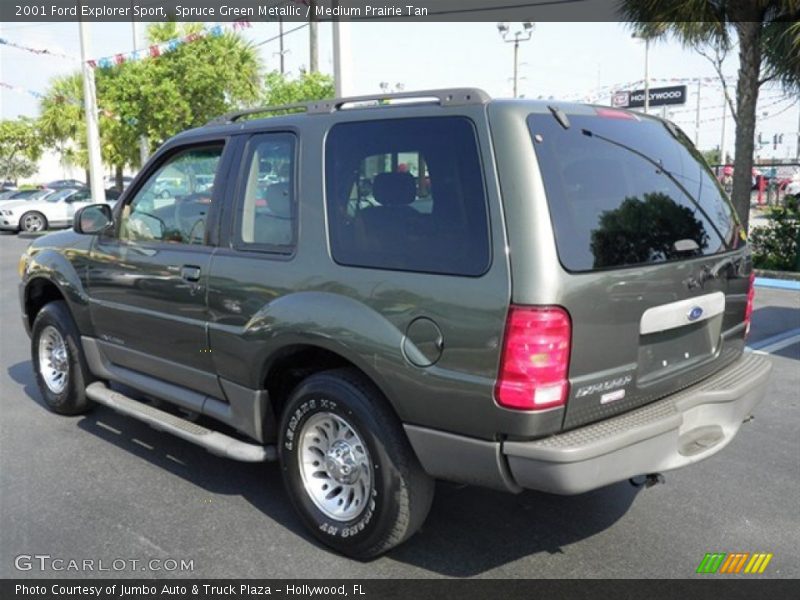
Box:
495 306 572 411
745 272 755 337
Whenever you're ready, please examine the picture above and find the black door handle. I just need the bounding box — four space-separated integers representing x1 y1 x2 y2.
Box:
180 265 202 282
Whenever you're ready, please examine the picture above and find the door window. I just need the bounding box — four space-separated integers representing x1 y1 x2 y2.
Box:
236 133 296 250
119 145 223 244
325 117 491 276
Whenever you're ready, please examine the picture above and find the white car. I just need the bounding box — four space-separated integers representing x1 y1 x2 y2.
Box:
785 175 800 199
0 188 98 233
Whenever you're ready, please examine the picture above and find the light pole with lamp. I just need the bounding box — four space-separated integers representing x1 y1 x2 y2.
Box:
497 22 534 99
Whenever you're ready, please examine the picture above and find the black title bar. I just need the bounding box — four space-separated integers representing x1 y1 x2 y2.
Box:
6 0 623 23
3 579 798 600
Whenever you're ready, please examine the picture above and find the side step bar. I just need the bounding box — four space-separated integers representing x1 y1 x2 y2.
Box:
85 382 276 463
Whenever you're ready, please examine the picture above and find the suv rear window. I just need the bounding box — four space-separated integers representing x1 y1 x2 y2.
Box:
325 117 490 276
529 111 741 272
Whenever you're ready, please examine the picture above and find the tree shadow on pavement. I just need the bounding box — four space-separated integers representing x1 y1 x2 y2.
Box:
8 359 641 576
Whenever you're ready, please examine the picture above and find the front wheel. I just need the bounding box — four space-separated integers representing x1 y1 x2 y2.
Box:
31 301 94 415
20 211 47 233
279 369 434 559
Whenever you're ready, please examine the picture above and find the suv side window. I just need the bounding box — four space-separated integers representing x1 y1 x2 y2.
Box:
325 117 491 276
235 133 296 250
119 145 223 244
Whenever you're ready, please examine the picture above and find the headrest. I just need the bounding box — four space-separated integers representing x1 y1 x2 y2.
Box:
373 172 416 206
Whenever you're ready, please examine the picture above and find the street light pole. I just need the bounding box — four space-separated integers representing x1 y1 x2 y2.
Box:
131 16 148 167
78 19 105 204
694 79 702 145
513 39 519 98
497 22 533 99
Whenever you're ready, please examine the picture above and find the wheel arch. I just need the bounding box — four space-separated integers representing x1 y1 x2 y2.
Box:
23 249 94 338
261 342 400 440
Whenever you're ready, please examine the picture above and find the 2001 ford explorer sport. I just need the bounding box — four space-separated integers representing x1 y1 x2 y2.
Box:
18 89 771 559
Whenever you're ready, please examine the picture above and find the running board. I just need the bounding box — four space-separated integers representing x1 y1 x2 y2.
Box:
85 382 276 463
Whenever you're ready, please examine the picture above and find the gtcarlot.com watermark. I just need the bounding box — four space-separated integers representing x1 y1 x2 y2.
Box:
14 554 194 573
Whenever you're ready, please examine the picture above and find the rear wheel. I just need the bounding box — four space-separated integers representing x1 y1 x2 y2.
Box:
31 301 94 415
20 211 47 233
278 369 434 559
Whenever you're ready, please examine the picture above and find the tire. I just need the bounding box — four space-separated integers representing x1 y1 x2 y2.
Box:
278 369 434 559
20 211 47 233
31 300 94 415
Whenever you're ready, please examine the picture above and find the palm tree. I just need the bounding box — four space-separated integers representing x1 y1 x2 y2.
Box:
619 1 800 232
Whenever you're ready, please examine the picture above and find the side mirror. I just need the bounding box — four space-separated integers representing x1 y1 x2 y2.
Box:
74 203 113 234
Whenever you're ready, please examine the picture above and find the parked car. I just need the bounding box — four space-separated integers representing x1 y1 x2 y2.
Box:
785 176 800 200
18 89 771 559
104 175 134 190
1 187 96 232
0 188 53 202
45 179 87 190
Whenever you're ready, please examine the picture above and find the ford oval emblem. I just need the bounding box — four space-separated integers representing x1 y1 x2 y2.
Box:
687 306 704 322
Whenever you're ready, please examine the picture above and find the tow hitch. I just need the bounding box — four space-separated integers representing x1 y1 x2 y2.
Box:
629 473 666 489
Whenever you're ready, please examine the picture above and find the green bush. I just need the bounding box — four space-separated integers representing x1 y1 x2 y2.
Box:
749 206 800 272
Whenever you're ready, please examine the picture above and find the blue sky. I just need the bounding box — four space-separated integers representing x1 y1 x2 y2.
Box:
1 21 797 160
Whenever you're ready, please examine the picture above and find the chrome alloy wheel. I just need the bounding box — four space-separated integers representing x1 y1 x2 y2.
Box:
297 411 372 522
22 213 44 232
38 325 69 394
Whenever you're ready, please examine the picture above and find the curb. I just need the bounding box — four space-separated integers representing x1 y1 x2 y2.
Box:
754 277 800 291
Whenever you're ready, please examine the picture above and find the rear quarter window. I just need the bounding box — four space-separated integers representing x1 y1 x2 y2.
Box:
528 112 741 272
325 117 491 276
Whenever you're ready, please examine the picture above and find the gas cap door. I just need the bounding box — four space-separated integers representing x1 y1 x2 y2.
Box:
402 317 444 367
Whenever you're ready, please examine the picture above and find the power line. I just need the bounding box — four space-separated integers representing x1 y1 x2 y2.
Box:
254 23 309 48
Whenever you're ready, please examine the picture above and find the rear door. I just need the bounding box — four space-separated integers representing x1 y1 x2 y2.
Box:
526 108 749 429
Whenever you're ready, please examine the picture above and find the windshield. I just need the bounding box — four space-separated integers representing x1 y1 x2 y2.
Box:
46 189 76 202
528 111 741 272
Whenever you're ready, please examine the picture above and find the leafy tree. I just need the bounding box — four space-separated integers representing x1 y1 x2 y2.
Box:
701 148 722 166
749 205 800 271
38 23 262 187
38 74 87 180
0 117 43 183
590 192 709 268
263 71 335 106
621 1 800 232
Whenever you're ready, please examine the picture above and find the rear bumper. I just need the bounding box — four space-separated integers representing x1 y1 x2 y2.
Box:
406 353 771 495
504 353 771 494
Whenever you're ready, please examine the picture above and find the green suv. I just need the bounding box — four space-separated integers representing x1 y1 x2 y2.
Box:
18 89 771 559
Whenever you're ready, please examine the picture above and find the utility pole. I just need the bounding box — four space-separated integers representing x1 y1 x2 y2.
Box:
78 18 105 204
631 32 650 113
332 1 353 97
131 17 148 168
796 103 800 161
719 86 727 164
644 37 650 113
308 0 318 73
497 22 533 99
278 17 285 75
694 79 701 145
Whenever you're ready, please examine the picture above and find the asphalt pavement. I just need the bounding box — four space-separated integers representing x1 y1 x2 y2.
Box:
0 231 798 579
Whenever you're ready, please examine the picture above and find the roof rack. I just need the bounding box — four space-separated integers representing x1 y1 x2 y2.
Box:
206 88 490 125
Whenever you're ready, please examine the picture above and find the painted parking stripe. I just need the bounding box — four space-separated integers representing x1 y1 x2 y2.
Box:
746 327 800 354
